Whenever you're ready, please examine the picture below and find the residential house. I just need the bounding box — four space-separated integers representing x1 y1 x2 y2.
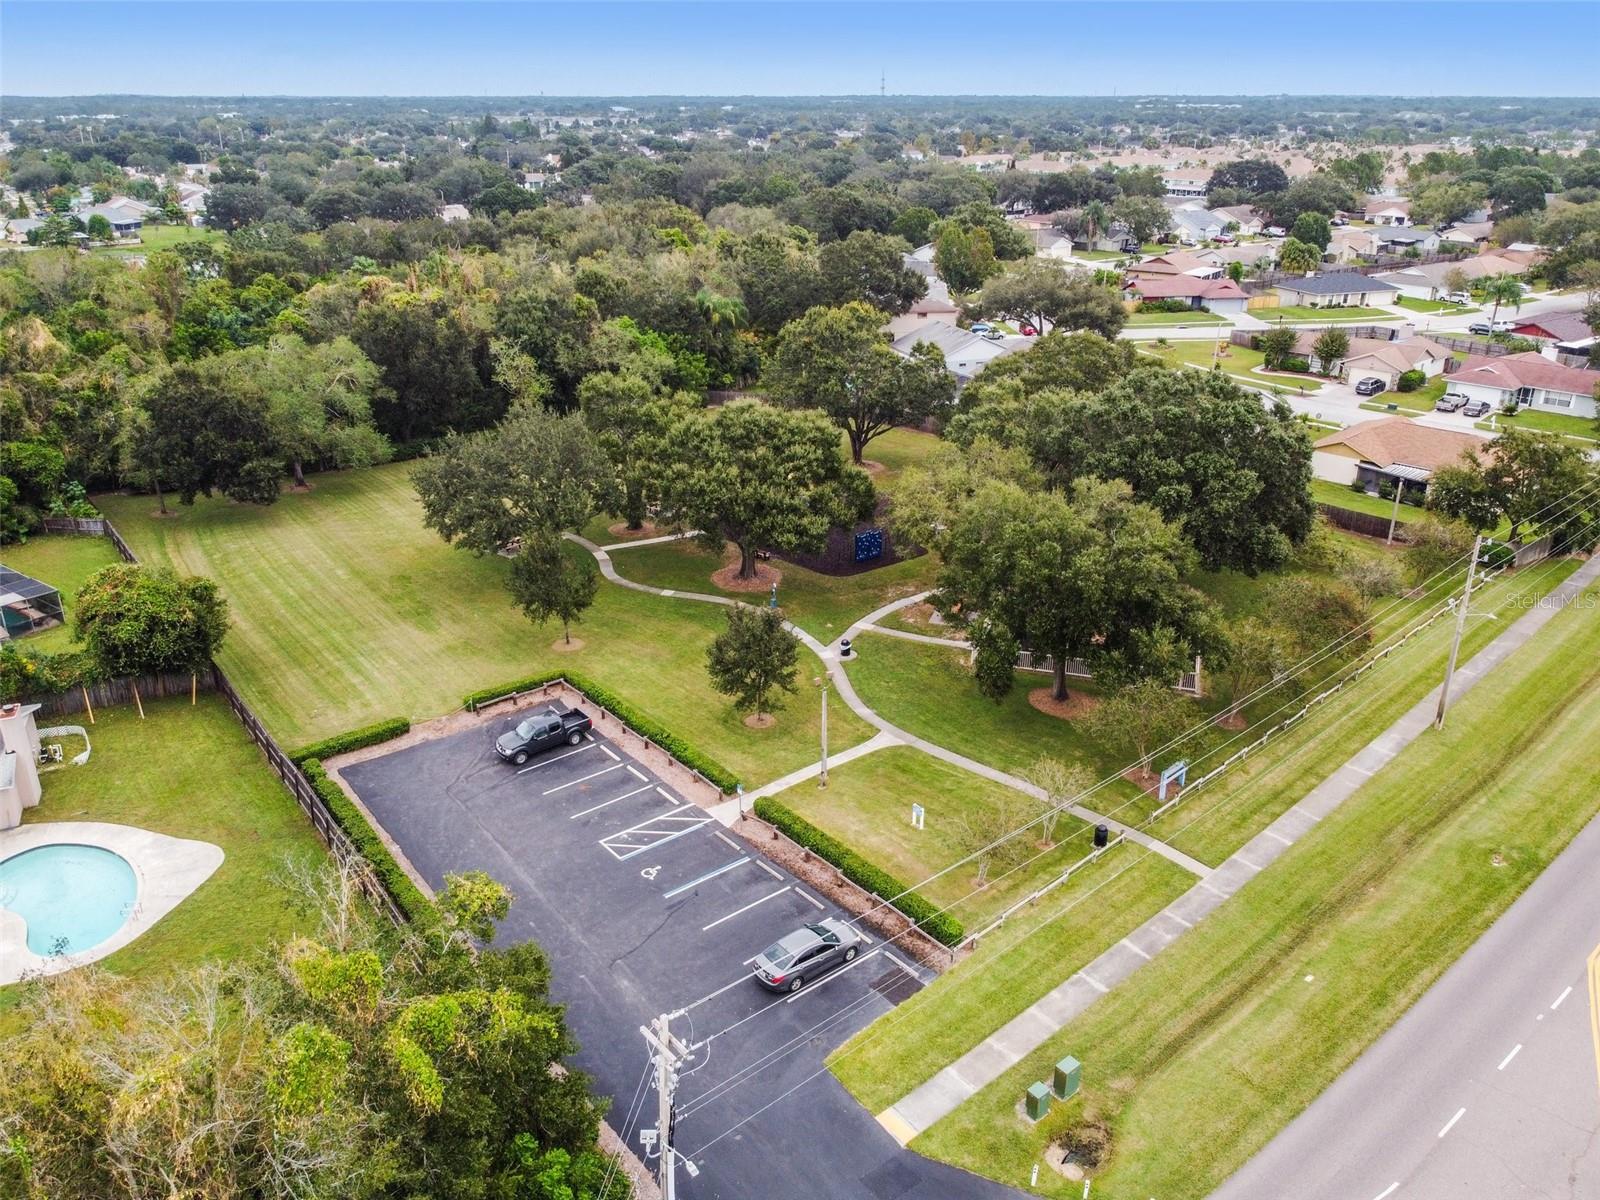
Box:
1170 207 1227 245
1509 310 1595 356
1438 220 1494 247
1448 352 1600 419
79 201 145 239
1271 272 1400 308
1207 241 1279 270
521 171 560 190
1122 275 1249 315
1372 250 1535 300
3 218 43 243
1312 416 1487 492
1371 226 1441 256
1292 333 1451 386
945 152 1014 173
1161 173 1209 198
1124 249 1226 281
884 295 963 340
890 321 1024 383
1211 204 1265 236
1363 198 1413 226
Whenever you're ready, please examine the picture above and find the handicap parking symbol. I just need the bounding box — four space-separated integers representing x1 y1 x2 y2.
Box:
640 865 661 880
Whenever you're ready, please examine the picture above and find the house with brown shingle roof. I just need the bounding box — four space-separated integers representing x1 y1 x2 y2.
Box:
1448 352 1599 419
1290 334 1453 386
1122 274 1249 314
1123 249 1226 280
1312 417 1488 491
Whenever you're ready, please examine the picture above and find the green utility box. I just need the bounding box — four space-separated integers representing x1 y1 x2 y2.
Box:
1025 1081 1052 1122
1053 1055 1082 1100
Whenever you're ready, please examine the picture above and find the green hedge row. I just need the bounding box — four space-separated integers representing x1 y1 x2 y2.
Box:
300 758 435 927
462 670 741 794
291 717 411 765
752 797 965 948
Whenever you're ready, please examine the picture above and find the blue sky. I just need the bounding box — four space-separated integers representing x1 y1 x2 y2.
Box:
2 2 1595 97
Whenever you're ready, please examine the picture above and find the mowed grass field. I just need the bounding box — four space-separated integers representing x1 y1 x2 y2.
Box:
0 533 123 653
914 565 1600 1199
96 465 872 785
1 697 325 1018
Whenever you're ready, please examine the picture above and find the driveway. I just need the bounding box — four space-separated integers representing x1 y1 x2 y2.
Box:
342 719 1025 1200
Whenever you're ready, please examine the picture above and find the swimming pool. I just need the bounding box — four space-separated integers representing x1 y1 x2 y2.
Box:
0 843 138 957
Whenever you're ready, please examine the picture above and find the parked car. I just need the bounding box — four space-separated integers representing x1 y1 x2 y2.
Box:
1214 232 1236 244
1468 320 1515 335
495 704 593 765
1435 392 1469 413
1354 377 1387 397
980 329 1004 341
1444 291 1472 305
751 919 862 993
1020 324 1038 336
1462 399 1492 418
969 322 993 334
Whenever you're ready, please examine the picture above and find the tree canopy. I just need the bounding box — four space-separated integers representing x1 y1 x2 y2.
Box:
74 563 229 678
972 260 1126 340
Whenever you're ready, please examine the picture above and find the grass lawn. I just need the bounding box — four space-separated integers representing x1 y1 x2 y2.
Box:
855 426 944 484
829 852 1193 1115
1123 310 1228 326
607 537 939 643
1358 396 1431 416
1137 341 1325 392
1477 407 1597 443
916 563 1600 1198
1310 478 1418 523
92 223 223 255
1267 306 1399 322
1 696 326 1016
1394 296 1476 315
773 746 1099 931
96 465 872 787
844 636 1156 820
0 534 123 653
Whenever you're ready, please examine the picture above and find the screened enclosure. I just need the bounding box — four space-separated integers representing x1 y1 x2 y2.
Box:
0 565 65 640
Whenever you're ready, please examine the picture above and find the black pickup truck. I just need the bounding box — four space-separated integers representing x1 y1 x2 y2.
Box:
495 704 593 765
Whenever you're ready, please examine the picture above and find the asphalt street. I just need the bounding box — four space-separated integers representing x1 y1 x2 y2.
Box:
342 716 1026 1200
1210 805 1600 1200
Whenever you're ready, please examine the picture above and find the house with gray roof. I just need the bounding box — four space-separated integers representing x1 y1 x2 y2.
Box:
1272 272 1399 308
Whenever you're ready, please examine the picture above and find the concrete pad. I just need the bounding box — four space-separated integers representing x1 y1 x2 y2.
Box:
1209 856 1259 896
894 1067 977 1132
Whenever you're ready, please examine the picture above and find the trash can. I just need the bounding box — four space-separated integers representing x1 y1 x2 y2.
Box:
1093 823 1109 848
839 637 853 659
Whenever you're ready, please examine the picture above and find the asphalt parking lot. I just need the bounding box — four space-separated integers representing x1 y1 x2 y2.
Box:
342 712 1024 1200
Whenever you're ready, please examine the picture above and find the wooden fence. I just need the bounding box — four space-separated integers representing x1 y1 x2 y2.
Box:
33 670 217 717
1318 501 1412 539
40 516 108 535
40 520 409 926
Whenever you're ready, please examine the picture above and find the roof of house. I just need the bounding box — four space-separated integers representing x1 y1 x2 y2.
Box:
81 202 145 224
1314 417 1486 474
907 295 961 316
1211 204 1263 225
1276 272 1399 297
1510 311 1594 343
1341 338 1453 375
1125 249 1223 277
1373 226 1436 244
1440 221 1494 243
1171 208 1224 235
1126 275 1246 300
1452 352 1600 397
1363 198 1412 216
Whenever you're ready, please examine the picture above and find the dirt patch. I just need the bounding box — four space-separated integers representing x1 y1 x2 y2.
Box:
1027 687 1101 721
1215 709 1248 731
742 712 777 730
711 559 782 593
549 636 585 653
859 459 888 478
732 811 956 972
606 520 667 540
1121 766 1163 794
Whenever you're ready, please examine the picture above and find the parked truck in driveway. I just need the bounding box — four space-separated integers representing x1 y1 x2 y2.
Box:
495 704 593 764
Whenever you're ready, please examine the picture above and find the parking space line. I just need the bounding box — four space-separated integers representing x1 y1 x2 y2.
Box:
600 745 619 761
883 952 918 979
714 830 740 850
795 890 824 910
602 814 713 860
664 857 750 899
786 948 879 1003
757 861 782 880
569 784 653 819
681 970 754 1012
627 765 648 782
543 762 625 795
515 743 594 774
702 887 791 931
656 786 680 806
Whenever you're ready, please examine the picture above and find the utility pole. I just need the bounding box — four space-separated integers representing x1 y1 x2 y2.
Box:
640 1013 693 1200
1385 478 1406 544
1435 533 1484 730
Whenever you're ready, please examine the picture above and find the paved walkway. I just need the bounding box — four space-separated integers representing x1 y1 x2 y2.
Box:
877 553 1600 1144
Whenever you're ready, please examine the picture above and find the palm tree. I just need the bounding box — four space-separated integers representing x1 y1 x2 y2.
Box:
695 289 747 335
1081 200 1109 248
1480 274 1525 327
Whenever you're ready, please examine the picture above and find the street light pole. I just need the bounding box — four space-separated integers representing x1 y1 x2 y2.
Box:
1435 533 1484 730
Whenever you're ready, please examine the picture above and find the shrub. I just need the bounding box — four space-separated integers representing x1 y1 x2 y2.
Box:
1339 556 1402 601
1136 298 1194 314
1280 355 1311 373
463 670 740 793
292 717 411 765
1396 369 1425 392
300 758 435 927
753 797 965 947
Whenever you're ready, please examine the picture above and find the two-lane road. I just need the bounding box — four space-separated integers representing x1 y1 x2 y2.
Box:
1211 809 1600 1200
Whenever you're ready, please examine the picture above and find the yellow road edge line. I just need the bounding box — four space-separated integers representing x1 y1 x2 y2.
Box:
876 1107 919 1147
1588 943 1600 1103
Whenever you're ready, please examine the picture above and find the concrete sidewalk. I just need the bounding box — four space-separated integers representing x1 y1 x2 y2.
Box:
878 553 1600 1144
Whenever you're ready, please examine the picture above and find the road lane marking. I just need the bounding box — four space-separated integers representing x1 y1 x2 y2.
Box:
601 813 713 860
757 861 782 880
516 743 594 773
702 887 791 931
1498 1044 1523 1071
785 948 880 1003
543 762 624 794
1553 985 1573 1010
713 831 740 850
568 784 653 819
1588 944 1600 1101
681 971 758 1012
664 857 750 899
1438 1107 1466 1137
627 765 648 782
795 890 824 909
1371 1184 1399 1200
884 952 918 979
655 786 679 806
600 744 619 761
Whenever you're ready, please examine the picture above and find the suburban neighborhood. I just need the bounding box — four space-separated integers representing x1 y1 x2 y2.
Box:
3 7 1600 1200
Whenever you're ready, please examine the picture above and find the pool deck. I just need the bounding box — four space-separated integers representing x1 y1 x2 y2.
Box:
0 821 223 985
